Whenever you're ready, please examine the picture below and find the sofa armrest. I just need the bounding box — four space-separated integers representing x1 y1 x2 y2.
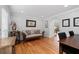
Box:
42 31 45 37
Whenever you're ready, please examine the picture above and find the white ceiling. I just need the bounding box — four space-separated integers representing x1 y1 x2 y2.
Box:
10 5 79 17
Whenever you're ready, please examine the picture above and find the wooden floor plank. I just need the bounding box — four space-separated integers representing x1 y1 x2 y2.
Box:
15 37 59 54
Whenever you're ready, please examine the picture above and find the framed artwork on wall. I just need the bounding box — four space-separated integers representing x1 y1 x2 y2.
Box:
26 20 36 27
73 17 79 27
62 19 70 27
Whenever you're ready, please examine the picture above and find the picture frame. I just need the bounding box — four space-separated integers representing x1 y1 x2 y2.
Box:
73 17 79 27
26 20 36 27
62 19 70 27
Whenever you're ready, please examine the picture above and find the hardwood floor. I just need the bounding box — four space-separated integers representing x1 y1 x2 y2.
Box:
15 37 59 54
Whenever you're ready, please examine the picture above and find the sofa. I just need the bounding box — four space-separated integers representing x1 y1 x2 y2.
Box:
22 30 44 40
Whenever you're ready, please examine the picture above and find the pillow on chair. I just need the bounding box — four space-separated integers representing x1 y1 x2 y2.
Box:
69 31 74 36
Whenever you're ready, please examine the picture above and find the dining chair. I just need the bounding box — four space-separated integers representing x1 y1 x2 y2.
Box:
69 31 74 36
58 32 67 54
58 32 67 40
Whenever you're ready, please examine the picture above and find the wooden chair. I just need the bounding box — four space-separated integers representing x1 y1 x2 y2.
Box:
69 31 74 36
58 32 67 40
58 32 67 54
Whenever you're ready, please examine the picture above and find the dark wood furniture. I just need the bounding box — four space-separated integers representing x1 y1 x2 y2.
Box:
69 31 74 36
16 31 21 44
9 31 21 44
58 32 67 40
58 32 67 53
60 34 79 54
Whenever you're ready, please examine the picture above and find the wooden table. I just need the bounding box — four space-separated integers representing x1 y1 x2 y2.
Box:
60 34 79 53
0 37 16 54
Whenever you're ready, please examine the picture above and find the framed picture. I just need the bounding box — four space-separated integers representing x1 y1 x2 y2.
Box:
73 17 79 27
26 20 36 27
62 19 70 27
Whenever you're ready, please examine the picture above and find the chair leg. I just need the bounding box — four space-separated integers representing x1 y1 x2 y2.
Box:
59 50 63 54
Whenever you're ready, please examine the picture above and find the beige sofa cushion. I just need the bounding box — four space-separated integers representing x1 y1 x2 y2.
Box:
26 34 42 38
26 30 31 35
34 30 40 34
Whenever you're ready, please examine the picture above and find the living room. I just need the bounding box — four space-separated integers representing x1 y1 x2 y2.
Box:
0 5 79 54
0 5 59 54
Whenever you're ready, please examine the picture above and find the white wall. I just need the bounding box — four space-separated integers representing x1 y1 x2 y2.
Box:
11 14 45 32
11 14 50 37
11 6 79 38
48 7 79 37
